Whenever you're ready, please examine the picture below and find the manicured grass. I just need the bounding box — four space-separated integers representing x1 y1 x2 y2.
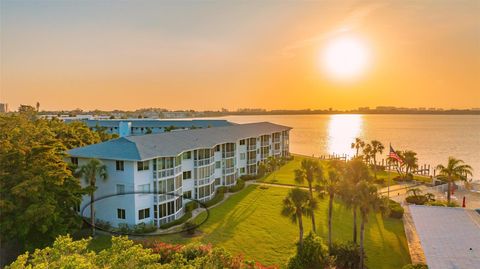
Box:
258 154 321 186
156 185 411 268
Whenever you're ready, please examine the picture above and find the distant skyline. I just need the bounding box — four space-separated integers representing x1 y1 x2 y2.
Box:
1 0 479 111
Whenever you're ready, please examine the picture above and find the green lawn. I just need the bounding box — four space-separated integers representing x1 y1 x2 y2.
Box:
154 185 410 268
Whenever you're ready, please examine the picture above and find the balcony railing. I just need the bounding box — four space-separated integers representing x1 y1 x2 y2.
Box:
222 151 235 158
195 176 214 186
194 156 214 167
247 145 256 151
157 165 182 178
247 158 256 165
223 167 235 175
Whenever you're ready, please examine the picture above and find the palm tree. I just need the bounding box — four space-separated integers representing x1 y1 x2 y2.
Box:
281 188 317 250
406 187 423 197
294 159 323 233
369 140 384 179
402 150 418 175
77 158 108 236
351 137 365 157
339 157 370 243
266 156 279 180
318 167 342 251
362 144 372 164
436 157 473 203
356 181 382 269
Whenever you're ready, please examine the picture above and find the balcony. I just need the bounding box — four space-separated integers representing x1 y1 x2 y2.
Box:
247 158 256 165
247 145 256 151
194 156 214 167
222 151 235 158
157 165 182 178
195 176 214 186
223 166 235 175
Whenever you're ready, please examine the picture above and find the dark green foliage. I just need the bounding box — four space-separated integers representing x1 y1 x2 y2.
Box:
183 221 197 235
160 212 192 229
330 242 362 269
287 233 333 269
388 200 405 219
405 195 428 205
239 174 258 181
0 113 85 251
229 179 245 192
113 222 157 234
185 201 198 212
203 187 226 208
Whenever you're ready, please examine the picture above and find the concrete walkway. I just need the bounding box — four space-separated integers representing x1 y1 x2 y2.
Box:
402 205 427 265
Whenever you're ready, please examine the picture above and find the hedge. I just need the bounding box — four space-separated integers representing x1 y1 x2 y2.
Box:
229 179 245 193
388 200 404 219
160 211 192 229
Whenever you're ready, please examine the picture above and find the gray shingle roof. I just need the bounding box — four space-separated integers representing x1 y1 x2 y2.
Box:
68 122 291 161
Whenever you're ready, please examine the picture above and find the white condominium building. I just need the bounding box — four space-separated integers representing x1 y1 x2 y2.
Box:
68 122 291 227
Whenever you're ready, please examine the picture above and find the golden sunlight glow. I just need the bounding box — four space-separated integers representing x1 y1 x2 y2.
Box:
321 35 370 81
327 114 363 156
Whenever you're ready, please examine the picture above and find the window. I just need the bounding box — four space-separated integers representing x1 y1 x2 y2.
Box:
117 208 126 219
71 157 78 165
137 161 149 171
116 160 124 171
138 184 150 193
239 139 245 145
240 167 245 174
215 161 221 169
138 208 150 220
215 178 221 186
183 190 192 199
240 153 246 160
183 171 192 179
116 184 125 194
215 145 221 152
182 151 192 160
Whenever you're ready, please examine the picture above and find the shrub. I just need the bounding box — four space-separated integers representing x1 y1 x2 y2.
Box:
388 200 404 219
185 201 198 212
426 200 459 207
204 187 226 208
183 221 197 236
330 242 362 269
160 211 192 229
287 233 333 269
134 221 156 233
406 195 428 205
402 263 429 269
240 174 257 181
229 179 245 193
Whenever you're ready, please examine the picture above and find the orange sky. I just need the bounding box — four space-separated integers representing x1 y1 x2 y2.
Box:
1 1 479 111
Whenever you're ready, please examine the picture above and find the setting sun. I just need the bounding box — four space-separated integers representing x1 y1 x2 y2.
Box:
321 35 371 81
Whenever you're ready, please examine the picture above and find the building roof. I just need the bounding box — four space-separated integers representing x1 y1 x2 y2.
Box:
65 119 233 128
409 205 480 269
68 122 291 161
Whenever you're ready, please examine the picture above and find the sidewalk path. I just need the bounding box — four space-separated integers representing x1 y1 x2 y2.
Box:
402 205 427 265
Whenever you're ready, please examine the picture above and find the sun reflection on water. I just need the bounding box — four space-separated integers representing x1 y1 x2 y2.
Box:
327 114 363 156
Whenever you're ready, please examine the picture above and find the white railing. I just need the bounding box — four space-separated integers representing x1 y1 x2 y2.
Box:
194 156 214 167
195 176 214 186
223 167 235 174
247 145 256 151
247 158 256 165
223 151 235 158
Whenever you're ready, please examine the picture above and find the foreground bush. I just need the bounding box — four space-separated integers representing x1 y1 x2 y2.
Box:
330 242 362 269
287 233 333 269
204 187 226 207
8 235 276 269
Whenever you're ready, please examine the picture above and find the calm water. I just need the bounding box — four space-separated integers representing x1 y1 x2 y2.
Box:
214 114 480 179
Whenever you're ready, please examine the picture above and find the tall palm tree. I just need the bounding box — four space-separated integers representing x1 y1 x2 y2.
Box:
369 140 384 179
351 137 365 157
266 156 279 180
356 181 382 269
77 158 108 236
339 158 370 243
281 188 317 250
362 144 372 164
436 157 473 203
402 150 418 175
318 167 342 251
294 159 323 233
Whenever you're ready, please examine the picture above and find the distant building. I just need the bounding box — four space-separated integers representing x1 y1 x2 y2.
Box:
0 103 9 113
65 119 234 137
68 122 291 227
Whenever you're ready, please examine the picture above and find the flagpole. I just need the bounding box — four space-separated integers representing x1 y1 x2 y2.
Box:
387 143 391 200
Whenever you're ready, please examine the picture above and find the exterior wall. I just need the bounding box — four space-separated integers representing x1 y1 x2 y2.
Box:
76 129 290 228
